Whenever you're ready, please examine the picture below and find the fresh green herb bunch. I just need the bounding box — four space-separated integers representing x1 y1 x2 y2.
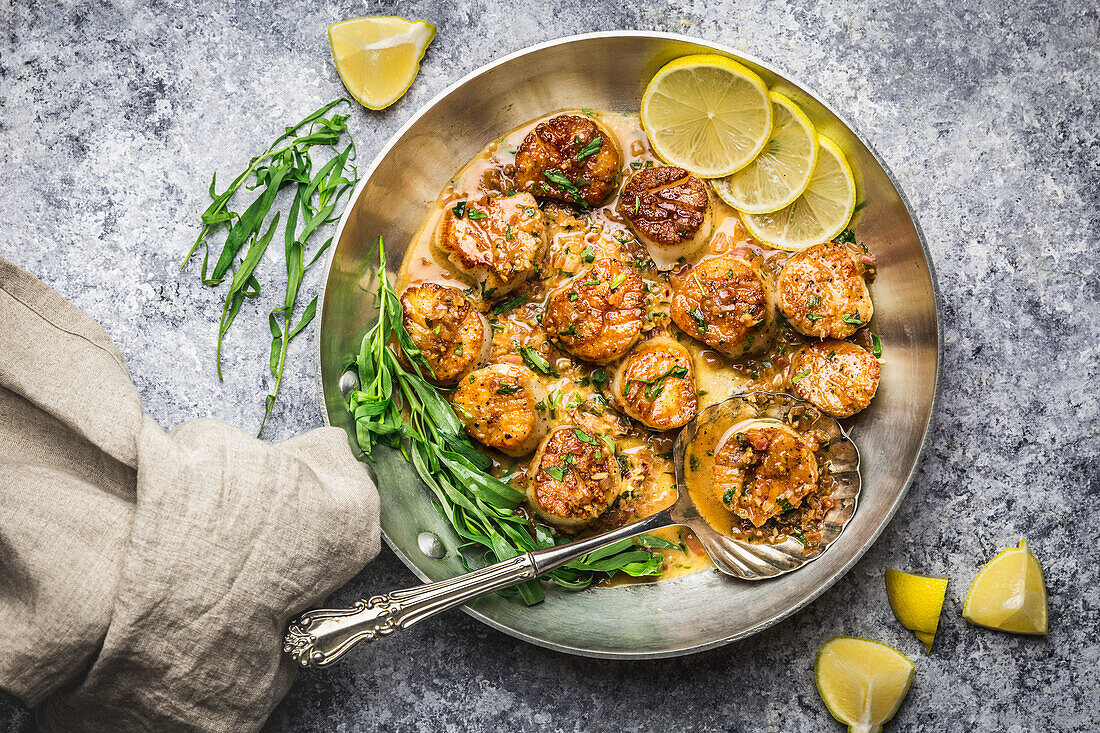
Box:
180 99 359 435
347 238 673 604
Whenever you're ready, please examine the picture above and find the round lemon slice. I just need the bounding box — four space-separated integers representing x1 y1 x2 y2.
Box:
815 636 915 733
885 568 949 653
328 17 436 110
640 54 773 178
740 135 856 250
714 91 819 213
963 538 1048 635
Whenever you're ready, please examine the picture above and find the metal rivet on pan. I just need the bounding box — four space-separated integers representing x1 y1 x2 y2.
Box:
417 531 446 559
338 368 359 397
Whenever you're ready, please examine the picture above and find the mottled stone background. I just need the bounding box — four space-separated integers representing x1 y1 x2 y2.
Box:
2 0 1097 730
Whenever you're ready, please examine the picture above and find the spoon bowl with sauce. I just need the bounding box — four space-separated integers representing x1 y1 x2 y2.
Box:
284 391 860 667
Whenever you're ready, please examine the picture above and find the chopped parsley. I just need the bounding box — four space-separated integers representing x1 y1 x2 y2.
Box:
835 229 856 244
466 207 487 220
451 201 467 218
546 466 566 481
842 313 865 326
496 384 522 395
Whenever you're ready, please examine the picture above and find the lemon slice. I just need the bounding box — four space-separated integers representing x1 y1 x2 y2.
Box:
640 54 773 178
815 636 915 733
328 17 435 110
740 135 856 250
885 568 949 653
714 92 819 213
963 538 1048 635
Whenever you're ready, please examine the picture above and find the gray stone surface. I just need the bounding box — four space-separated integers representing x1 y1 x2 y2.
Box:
2 0 1098 730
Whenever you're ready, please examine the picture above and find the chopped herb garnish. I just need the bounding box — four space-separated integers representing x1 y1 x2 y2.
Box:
835 229 856 244
543 170 584 201
630 161 642 169
688 454 700 471
634 195 640 214
842 313 865 326
492 295 527 315
582 278 600 286
496 384 522 395
610 272 627 289
576 136 602 160
572 428 600 446
568 291 578 301
454 343 463 356
872 333 883 359
791 368 812 383
592 368 608 387
581 107 595 116
808 294 821 310
581 246 596 263
806 313 824 321
466 207 487 220
688 307 708 333
452 201 467 218
506 225 515 240
546 466 566 481
520 346 555 376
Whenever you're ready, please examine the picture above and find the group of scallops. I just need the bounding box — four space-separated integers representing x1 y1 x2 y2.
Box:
399 113 880 533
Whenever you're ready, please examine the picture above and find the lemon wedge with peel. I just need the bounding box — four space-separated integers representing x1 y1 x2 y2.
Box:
885 568 948 653
714 91 819 213
328 17 435 110
963 538 1048 635
641 54 773 178
815 636 915 733
740 135 856 250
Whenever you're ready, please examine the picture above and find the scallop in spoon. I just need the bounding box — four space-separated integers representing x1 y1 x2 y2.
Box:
284 391 860 667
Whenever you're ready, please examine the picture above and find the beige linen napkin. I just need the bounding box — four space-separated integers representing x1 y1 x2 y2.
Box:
0 257 381 731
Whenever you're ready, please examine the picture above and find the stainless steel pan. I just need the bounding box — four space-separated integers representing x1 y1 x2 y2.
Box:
315 31 941 659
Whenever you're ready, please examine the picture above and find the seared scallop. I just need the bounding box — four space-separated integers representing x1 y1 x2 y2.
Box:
543 258 646 364
527 425 622 531
610 336 698 430
790 339 880 418
713 421 819 527
513 114 622 208
451 363 549 457
400 282 490 384
435 193 547 297
777 241 873 339
670 254 777 357
618 165 712 270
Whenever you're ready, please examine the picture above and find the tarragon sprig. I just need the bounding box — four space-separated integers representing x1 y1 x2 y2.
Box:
181 99 358 435
347 238 672 604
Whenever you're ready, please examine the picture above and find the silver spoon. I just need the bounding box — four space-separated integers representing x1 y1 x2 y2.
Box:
283 391 860 667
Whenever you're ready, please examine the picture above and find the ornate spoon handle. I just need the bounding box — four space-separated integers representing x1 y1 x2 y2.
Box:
284 511 671 667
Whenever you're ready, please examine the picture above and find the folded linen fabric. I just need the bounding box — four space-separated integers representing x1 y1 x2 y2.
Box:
0 257 380 731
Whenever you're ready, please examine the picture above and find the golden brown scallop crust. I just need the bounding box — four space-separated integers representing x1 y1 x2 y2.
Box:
618 165 710 246
435 193 546 297
670 254 776 357
777 241 873 339
790 339 880 418
611 336 698 431
451 363 547 457
400 283 486 385
527 425 621 530
513 114 622 208
542 258 646 364
713 424 819 528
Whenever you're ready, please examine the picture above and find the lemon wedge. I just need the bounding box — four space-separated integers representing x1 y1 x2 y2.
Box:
640 54 773 178
740 135 856 250
815 636 915 733
963 538 1048 635
714 91 819 213
885 568 949 653
328 17 435 110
